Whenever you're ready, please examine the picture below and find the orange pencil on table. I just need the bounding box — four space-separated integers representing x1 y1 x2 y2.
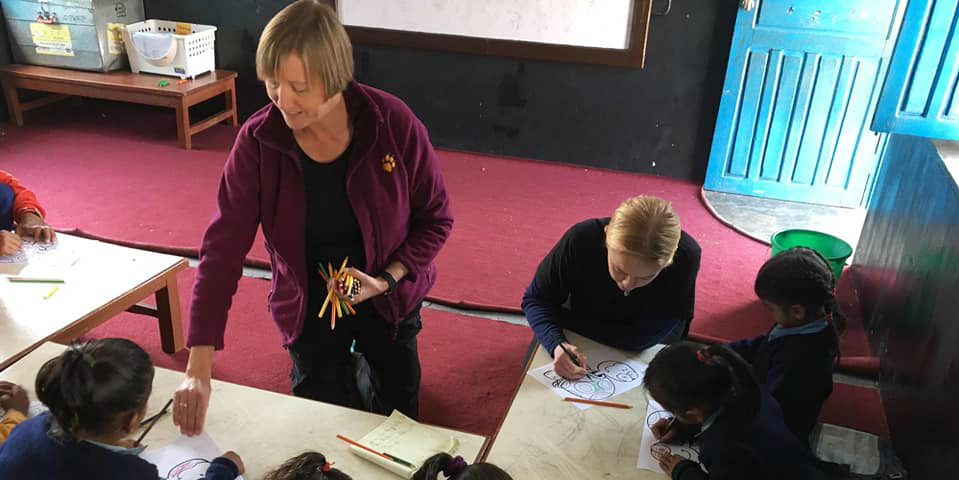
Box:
563 397 633 409
335 434 415 469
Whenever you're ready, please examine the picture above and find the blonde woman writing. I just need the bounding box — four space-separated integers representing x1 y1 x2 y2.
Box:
522 196 701 379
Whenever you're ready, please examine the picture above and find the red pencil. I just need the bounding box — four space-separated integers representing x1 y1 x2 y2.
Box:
563 397 633 409
336 434 390 460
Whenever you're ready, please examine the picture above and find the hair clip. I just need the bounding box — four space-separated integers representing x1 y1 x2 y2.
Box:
321 462 334 472
443 456 468 477
695 349 711 363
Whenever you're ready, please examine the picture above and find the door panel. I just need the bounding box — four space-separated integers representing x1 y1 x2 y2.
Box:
705 0 905 207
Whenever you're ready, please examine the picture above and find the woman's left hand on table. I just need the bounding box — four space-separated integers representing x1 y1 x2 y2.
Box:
328 267 388 305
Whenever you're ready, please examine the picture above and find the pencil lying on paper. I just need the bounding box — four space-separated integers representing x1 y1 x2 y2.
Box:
335 434 415 468
43 286 59 299
8 277 65 284
563 397 633 409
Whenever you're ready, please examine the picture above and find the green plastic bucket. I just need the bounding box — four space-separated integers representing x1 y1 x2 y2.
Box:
770 229 852 282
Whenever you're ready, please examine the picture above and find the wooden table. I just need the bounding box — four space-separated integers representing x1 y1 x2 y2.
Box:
483 340 668 479
0 343 488 479
0 65 237 149
0 234 187 371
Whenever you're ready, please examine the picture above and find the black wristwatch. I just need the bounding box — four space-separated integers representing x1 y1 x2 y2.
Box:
379 271 397 296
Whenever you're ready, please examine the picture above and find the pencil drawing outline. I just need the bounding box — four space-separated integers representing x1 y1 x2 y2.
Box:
165 458 212 480
543 360 639 400
646 408 701 462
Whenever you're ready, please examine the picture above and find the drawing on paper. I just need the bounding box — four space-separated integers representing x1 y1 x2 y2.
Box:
543 360 639 400
645 408 700 462
165 458 211 480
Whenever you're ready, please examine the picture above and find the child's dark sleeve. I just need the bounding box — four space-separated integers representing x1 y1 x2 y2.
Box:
672 460 708 480
765 352 828 445
683 445 760 480
203 456 240 479
522 225 579 356
727 335 767 364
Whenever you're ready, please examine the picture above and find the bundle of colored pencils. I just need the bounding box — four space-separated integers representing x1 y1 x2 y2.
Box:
318 257 357 330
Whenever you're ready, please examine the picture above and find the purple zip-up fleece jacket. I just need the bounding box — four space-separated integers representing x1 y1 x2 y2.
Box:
187 81 454 349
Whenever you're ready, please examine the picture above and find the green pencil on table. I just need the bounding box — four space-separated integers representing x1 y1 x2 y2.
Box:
8 277 65 284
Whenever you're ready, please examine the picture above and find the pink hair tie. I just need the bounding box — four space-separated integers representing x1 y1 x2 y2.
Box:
443 456 468 477
321 462 334 472
695 349 711 363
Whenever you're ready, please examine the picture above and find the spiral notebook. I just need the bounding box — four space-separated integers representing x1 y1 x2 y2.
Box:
349 410 459 478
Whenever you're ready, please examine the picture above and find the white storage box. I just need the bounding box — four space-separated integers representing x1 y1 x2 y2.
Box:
121 19 216 79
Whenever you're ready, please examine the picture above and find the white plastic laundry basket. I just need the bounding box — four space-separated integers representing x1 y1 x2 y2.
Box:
121 20 216 79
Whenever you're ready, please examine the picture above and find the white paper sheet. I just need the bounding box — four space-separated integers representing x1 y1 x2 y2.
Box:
140 432 245 480
0 237 79 267
527 331 649 409
637 397 701 472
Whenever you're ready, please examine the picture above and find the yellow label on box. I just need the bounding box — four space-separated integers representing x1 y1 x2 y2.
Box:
107 23 125 54
30 23 74 56
175 22 192 35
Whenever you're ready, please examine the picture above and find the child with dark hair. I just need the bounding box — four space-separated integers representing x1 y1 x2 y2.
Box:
0 338 243 479
643 342 827 480
0 381 30 444
412 453 512 480
729 246 847 448
261 451 353 480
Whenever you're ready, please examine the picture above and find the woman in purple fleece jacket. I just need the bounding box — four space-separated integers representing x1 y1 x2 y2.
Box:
173 0 453 436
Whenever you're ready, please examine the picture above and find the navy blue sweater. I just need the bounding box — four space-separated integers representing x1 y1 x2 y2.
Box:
729 326 836 447
522 218 700 354
671 390 827 480
0 413 240 480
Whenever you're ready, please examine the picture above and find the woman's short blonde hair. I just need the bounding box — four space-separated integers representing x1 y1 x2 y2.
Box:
256 0 354 98
606 195 682 267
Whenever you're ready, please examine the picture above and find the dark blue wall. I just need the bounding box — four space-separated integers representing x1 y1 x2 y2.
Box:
853 135 959 478
1 2 737 179
138 0 737 181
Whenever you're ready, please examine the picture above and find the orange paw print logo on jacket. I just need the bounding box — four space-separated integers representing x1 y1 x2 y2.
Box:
382 153 396 173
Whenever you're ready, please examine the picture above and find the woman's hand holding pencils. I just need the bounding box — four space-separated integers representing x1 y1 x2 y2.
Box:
318 257 357 330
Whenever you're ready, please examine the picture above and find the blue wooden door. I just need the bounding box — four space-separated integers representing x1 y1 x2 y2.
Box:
872 0 959 139
704 1 906 207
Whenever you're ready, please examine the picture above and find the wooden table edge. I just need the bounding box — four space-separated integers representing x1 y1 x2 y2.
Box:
0 256 189 371
476 337 540 461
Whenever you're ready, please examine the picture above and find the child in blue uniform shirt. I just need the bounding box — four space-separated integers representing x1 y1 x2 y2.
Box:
729 247 845 448
0 338 243 479
643 342 827 480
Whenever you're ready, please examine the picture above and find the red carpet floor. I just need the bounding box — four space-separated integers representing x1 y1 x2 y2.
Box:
2 101 874 366
80 267 534 437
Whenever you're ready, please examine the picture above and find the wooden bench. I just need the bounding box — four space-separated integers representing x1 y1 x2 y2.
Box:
0 65 237 149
